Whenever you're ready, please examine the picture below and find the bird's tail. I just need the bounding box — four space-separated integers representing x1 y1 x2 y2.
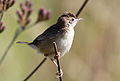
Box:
16 41 29 44
17 41 37 49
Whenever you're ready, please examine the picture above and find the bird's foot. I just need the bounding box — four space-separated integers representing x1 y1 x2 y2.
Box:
54 52 61 60
56 69 63 78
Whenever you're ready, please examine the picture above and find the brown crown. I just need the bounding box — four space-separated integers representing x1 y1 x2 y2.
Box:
57 12 76 23
60 12 76 18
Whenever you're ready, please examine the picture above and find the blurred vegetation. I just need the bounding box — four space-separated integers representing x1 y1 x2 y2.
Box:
0 0 120 81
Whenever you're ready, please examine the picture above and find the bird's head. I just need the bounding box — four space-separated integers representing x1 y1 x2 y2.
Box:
57 12 82 28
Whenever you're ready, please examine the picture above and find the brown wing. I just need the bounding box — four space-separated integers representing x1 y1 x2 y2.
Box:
31 24 64 46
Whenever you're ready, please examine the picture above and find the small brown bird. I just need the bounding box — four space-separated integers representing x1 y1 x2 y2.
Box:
17 12 82 76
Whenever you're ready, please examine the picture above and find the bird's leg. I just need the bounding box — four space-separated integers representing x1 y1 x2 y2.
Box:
51 54 63 78
51 59 58 67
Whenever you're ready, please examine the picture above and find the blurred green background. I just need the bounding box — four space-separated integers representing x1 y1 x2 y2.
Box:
0 0 120 81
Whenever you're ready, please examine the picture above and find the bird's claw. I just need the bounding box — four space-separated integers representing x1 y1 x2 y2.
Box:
54 52 61 60
55 69 63 78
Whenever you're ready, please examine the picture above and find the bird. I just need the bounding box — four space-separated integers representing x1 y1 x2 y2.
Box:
17 12 82 76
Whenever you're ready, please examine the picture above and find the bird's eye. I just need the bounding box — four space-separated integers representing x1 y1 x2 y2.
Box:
71 18 74 21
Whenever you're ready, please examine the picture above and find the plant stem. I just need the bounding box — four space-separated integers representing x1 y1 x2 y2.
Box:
0 28 22 65
53 42 63 81
23 57 47 81
0 23 36 66
76 0 89 17
0 12 4 21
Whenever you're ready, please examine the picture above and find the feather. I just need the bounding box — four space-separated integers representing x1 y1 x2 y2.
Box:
16 41 29 44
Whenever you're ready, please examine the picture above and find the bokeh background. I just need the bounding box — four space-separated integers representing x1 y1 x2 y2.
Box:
0 0 120 81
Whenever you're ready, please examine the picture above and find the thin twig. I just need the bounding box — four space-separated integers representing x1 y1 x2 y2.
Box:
53 42 62 81
76 0 89 17
0 12 4 21
23 57 47 81
0 28 22 65
0 23 36 66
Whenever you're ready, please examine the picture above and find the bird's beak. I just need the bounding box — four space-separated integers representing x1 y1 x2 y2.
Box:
76 18 84 21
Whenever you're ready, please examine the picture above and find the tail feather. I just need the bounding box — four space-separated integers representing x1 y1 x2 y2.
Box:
16 41 29 44
17 41 38 50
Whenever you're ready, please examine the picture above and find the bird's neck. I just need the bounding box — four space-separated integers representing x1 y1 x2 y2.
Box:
56 21 69 28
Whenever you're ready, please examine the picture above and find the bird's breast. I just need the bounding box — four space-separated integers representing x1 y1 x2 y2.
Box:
56 28 74 57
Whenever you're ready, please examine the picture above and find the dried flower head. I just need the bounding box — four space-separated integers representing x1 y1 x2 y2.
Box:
35 8 51 23
16 0 32 29
0 21 5 33
0 0 15 13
